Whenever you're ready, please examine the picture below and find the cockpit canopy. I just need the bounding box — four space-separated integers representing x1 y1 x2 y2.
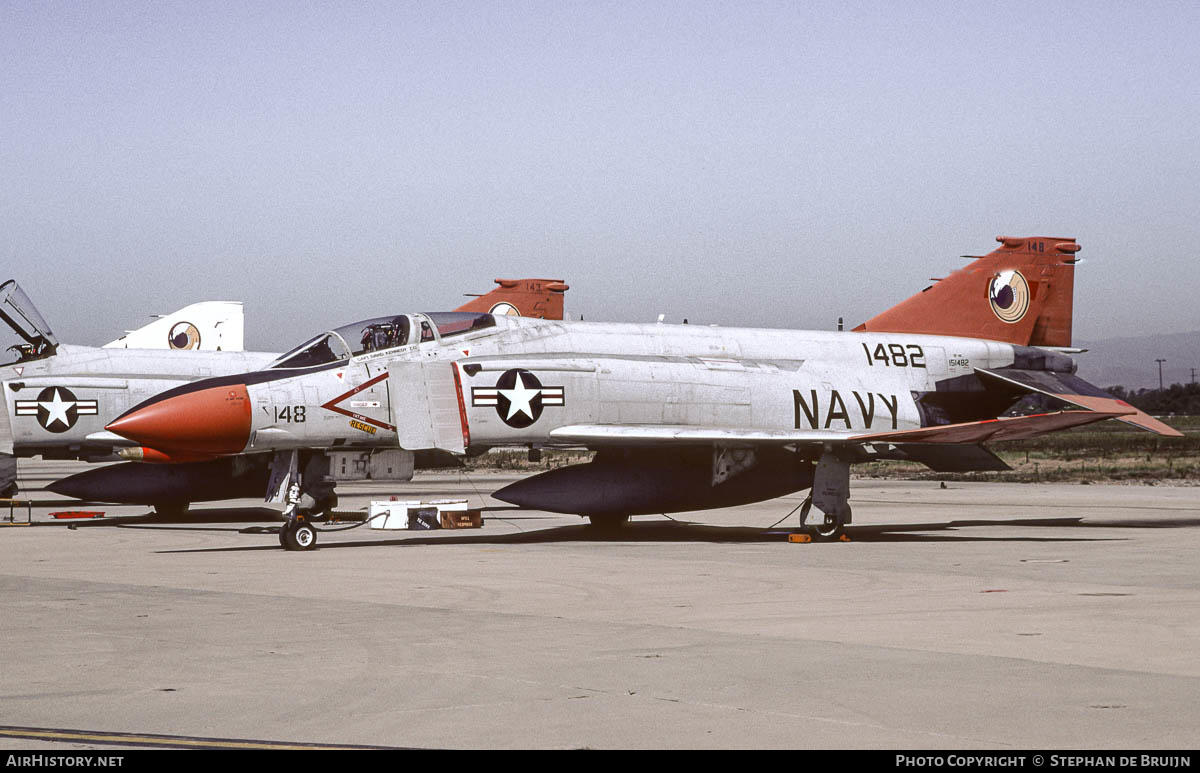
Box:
0 280 59 366
268 312 497 370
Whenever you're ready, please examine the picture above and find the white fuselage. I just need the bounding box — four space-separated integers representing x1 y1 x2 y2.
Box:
241 316 1024 452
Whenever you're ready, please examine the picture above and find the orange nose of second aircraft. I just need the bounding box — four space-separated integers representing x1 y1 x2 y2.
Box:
107 383 253 456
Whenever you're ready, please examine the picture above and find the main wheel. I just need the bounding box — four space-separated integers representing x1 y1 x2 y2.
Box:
283 519 318 551
808 507 848 542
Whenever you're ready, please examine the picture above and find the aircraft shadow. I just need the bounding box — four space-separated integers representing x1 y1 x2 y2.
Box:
857 515 1200 539
145 514 1174 554
57 507 282 527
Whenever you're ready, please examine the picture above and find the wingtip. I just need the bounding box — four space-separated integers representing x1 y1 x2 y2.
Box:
1115 415 1185 438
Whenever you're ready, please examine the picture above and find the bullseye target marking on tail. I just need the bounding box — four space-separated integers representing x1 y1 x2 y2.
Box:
489 302 521 316
168 322 201 349
988 270 1030 323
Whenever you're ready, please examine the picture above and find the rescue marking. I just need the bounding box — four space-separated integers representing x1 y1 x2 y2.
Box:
349 419 377 435
320 372 396 431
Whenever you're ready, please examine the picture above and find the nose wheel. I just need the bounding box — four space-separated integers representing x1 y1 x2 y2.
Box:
280 516 318 551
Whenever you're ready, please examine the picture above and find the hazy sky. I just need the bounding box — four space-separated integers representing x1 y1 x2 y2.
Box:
2 1 1198 353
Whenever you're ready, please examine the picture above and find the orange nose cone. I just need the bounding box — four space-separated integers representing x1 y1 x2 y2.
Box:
107 384 252 455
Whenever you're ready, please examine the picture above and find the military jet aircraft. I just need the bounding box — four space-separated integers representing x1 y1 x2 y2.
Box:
0 281 267 498
105 238 1181 549
1 278 568 506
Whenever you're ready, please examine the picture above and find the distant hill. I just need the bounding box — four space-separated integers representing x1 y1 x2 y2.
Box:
1074 330 1200 390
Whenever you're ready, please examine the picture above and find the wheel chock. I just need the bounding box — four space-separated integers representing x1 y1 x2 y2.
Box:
787 533 852 544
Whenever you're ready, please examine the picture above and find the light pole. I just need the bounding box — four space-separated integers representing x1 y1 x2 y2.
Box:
1155 358 1166 390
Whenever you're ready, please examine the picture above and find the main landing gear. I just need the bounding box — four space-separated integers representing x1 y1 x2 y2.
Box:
798 451 852 542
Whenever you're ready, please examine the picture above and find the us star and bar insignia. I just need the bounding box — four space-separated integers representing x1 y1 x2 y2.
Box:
471 369 564 429
15 387 99 433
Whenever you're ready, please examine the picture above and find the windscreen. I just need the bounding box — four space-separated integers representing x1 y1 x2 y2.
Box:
268 331 352 369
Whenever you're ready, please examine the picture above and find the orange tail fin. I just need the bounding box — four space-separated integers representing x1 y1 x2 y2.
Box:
454 278 569 320
854 236 1079 347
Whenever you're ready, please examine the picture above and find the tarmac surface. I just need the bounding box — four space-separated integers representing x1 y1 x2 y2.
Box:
2 460 1199 749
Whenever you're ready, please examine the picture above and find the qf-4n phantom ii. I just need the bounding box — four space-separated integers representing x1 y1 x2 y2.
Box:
0 280 264 498
1 278 568 506
106 237 1182 550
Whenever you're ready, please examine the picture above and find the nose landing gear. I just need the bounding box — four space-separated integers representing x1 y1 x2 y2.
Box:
277 481 321 551
279 515 318 551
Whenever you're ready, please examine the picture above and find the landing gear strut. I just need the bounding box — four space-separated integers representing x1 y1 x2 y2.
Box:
270 453 337 550
799 451 851 541
278 482 319 551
